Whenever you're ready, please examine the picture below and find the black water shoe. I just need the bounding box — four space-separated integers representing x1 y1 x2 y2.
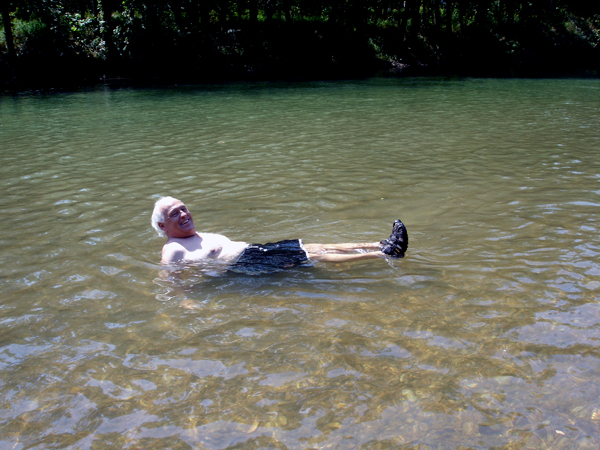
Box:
380 219 408 258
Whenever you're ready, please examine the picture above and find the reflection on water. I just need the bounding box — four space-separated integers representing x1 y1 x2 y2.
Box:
1 78 600 448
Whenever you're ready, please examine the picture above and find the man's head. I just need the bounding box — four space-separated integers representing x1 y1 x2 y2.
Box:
151 196 196 238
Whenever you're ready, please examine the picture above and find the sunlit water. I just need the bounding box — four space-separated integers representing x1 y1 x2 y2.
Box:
1 78 599 449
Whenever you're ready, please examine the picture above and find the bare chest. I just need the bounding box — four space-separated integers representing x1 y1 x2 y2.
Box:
182 240 223 262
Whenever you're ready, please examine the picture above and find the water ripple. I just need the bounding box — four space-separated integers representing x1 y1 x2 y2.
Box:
1 78 600 449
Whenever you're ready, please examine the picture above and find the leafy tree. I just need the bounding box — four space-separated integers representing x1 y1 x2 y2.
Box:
1 0 16 61
1 0 599 87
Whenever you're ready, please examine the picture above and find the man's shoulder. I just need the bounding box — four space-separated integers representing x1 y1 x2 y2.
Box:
163 239 188 250
161 243 184 264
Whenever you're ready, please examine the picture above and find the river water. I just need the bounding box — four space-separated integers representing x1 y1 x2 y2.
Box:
1 78 599 449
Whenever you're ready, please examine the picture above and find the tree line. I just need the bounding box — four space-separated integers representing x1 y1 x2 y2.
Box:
1 0 599 88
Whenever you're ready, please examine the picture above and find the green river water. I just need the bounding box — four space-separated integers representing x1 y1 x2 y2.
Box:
1 77 599 449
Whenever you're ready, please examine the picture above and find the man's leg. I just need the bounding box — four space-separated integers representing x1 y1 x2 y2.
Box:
304 243 382 254
304 243 385 263
303 219 408 262
307 251 385 263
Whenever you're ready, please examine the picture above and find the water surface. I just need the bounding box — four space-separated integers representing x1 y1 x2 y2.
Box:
1 78 600 449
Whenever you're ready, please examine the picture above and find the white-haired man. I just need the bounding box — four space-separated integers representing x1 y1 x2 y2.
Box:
151 196 408 273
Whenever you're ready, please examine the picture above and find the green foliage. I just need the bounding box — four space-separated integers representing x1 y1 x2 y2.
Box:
64 12 106 58
1 17 44 49
1 0 599 86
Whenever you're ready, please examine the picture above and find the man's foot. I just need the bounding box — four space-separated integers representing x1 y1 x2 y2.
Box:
380 219 408 258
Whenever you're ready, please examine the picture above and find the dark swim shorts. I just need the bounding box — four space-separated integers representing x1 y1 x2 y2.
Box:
229 239 312 274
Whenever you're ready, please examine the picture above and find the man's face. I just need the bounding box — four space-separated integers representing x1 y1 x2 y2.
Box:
159 199 196 238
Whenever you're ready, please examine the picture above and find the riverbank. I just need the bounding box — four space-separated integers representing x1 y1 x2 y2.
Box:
2 17 599 93
2 53 598 94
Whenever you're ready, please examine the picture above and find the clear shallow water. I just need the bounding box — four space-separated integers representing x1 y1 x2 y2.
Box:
1 78 600 449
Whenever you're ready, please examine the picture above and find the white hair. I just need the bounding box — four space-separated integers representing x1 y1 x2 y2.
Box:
151 196 178 237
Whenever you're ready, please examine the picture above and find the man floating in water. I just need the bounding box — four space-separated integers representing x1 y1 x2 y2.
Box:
151 196 408 273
